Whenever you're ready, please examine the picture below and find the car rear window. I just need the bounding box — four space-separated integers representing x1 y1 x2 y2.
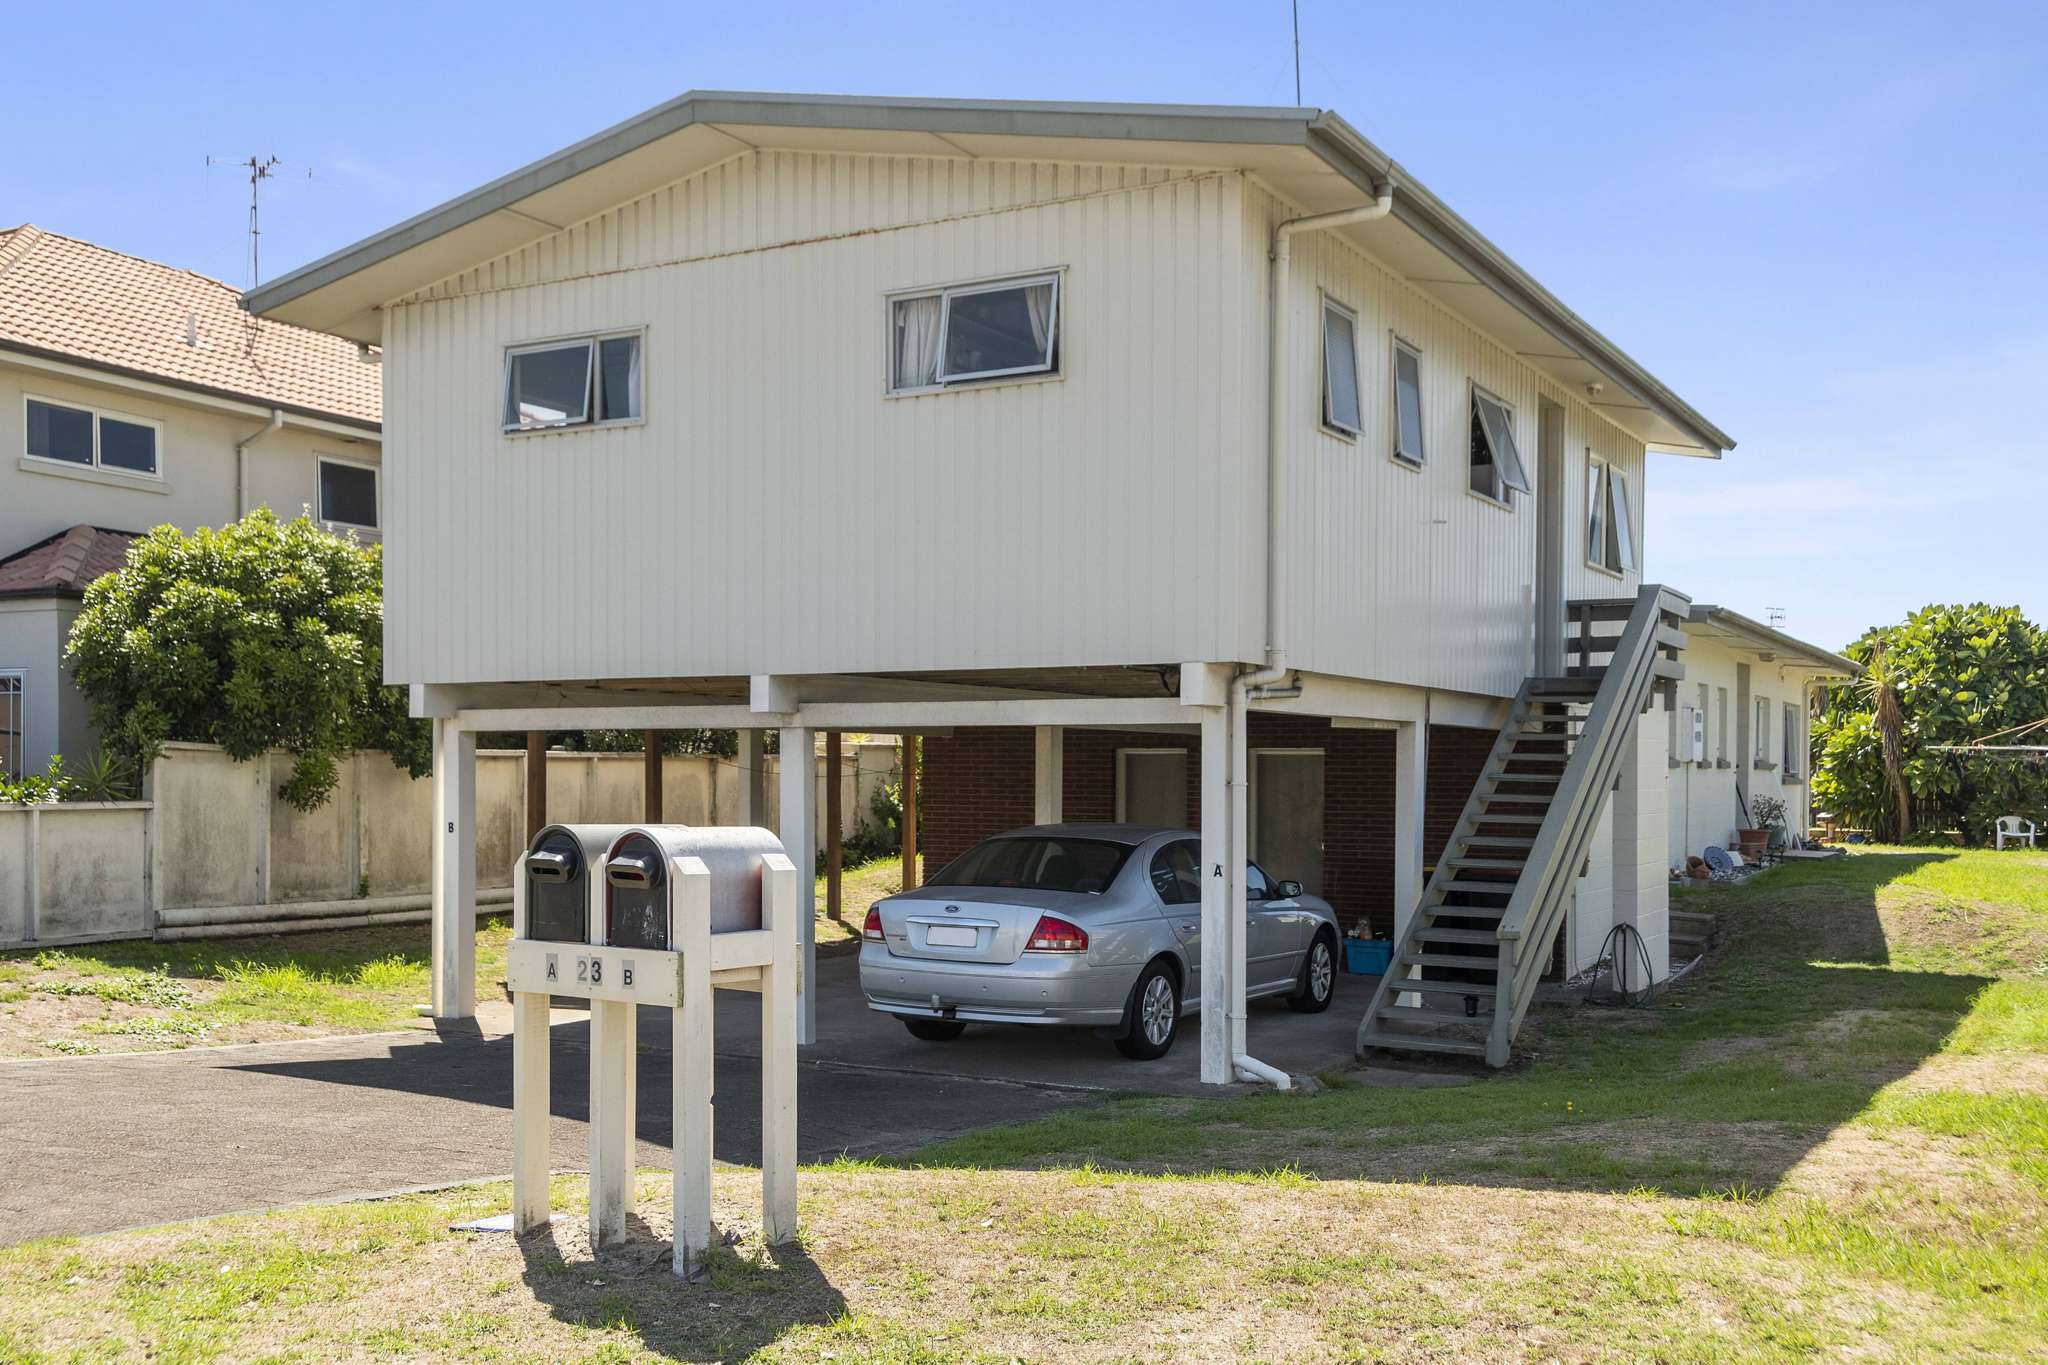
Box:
929 837 1133 894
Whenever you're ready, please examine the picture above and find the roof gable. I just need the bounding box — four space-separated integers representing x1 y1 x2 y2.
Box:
244 91 1727 455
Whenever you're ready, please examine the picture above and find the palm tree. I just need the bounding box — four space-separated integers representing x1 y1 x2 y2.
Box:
1861 644 1912 840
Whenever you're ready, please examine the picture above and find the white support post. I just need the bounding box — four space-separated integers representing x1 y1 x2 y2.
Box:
778 727 817 1045
672 857 715 1277
1198 706 1231 1085
1392 719 1428 942
1033 726 1064 825
759 852 800 1244
1610 712 1671 984
430 719 478 1019
737 730 767 826
587 996 632 1249
622 1003 639 1189
511 991 551 1234
1225 695 1250 1063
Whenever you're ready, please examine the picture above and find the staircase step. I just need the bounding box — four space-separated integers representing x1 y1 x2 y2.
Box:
1376 1004 1494 1025
1471 814 1547 825
1401 951 1502 971
1415 926 1499 946
1437 879 1517 895
1423 902 1506 919
1384 976 1497 997
1463 836 1535 849
1448 857 1526 870
1358 1031 1488 1058
1493 772 1562 786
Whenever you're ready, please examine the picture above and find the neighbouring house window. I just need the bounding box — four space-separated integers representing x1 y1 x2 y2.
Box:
1469 385 1531 504
25 397 160 476
1783 702 1800 775
891 273 1059 391
1755 697 1771 762
1716 688 1729 763
502 331 642 431
1587 456 1636 573
0 671 20 779
1391 337 1425 465
1321 299 1361 436
318 458 379 530
1698 683 1711 760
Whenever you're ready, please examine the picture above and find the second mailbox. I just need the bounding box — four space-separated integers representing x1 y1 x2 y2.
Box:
603 825 784 950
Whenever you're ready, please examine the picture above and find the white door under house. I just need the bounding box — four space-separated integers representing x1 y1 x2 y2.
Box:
1115 749 1188 827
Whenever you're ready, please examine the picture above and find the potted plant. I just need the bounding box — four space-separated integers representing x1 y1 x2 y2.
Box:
1739 794 1788 862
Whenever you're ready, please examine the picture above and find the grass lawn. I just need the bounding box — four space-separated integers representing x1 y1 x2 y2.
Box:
0 857 915 1057
1 848 2041 1360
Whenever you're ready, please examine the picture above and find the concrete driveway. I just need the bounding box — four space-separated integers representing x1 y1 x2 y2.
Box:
0 951 1370 1245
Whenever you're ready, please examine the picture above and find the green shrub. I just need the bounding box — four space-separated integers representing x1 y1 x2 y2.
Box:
63 509 429 811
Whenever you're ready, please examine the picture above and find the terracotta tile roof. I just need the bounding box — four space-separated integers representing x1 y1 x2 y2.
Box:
0 225 379 427
0 524 140 599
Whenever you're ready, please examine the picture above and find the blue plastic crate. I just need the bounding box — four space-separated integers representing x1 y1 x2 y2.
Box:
1343 937 1391 975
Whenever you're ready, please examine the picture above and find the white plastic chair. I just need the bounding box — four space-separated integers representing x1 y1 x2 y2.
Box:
1996 816 2038 850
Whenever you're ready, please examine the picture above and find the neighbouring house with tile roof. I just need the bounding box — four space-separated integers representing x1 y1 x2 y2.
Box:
0 225 382 777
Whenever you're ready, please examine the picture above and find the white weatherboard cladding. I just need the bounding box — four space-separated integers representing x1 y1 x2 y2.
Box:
383 160 1261 685
408 151 1213 304
1246 182 1645 697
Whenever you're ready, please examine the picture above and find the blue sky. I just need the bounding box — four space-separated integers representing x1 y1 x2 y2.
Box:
4 1 2041 651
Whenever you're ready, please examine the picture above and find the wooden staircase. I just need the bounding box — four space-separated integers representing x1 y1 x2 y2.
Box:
1358 585 1691 1066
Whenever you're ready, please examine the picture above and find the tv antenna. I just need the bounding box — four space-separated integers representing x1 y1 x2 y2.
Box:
1766 606 1787 630
208 155 282 288
1291 1 1302 104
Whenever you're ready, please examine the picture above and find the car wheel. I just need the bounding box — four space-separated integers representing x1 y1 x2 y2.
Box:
1115 961 1181 1060
902 1017 966 1042
1287 933 1337 1014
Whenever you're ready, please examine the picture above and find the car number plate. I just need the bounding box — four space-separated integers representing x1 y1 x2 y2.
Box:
925 924 978 948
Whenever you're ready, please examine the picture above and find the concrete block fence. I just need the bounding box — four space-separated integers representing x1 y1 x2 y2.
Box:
0 739 898 948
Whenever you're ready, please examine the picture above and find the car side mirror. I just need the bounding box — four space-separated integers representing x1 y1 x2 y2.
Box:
1278 880 1303 899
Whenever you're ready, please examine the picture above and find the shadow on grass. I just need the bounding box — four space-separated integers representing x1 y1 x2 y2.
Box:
514 1216 847 1361
887 852 2003 1199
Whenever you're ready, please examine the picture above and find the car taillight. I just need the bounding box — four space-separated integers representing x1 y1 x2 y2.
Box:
1026 915 1088 953
862 907 884 941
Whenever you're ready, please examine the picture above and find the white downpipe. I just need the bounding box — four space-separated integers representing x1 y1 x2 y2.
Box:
1224 182 1396 1091
234 408 285 518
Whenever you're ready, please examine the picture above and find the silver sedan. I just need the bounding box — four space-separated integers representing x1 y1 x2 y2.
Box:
858 823 1340 1059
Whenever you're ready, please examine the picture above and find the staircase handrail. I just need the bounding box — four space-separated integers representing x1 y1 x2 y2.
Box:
1488 582 1689 1063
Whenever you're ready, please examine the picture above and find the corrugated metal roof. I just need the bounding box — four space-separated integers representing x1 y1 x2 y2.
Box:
0 226 380 428
0 524 139 599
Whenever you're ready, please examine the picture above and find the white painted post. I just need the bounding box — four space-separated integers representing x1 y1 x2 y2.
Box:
1033 726 1064 824
1226 697 1250 1062
511 990 551 1233
778 726 817 1045
430 719 478 1019
672 856 715 1277
1198 706 1230 1085
622 1001 639 1187
1392 720 1428 942
736 730 766 825
759 852 799 1244
587 996 631 1249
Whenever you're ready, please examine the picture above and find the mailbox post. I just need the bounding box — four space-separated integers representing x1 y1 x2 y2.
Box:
505 823 799 1278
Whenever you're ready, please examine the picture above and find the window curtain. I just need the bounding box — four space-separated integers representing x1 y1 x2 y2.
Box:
894 295 942 388
1024 282 1054 355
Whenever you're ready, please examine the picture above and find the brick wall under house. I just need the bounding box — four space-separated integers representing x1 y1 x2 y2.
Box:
920 719 1402 935
1424 724 1497 864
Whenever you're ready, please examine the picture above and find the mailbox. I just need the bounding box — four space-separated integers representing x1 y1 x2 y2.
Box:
518 824 629 944
603 825 782 949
